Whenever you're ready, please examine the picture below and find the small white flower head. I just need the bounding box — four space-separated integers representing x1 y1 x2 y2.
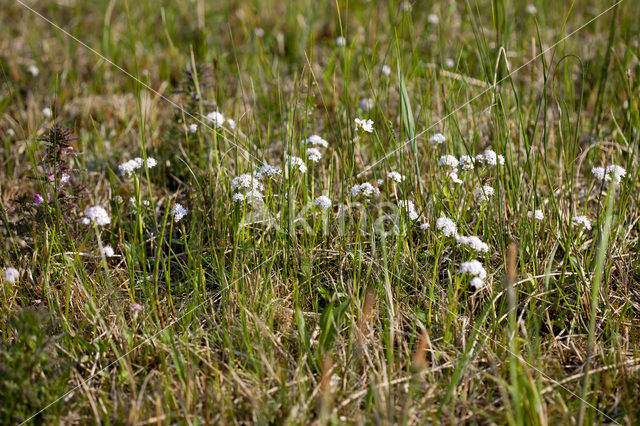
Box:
528 209 544 221
256 164 282 180
429 133 446 145
146 157 157 168
427 13 440 25
7 128 15 137
470 277 485 290
359 98 375 111
591 166 605 181
285 155 307 174
188 123 198 133
445 58 455 68
172 203 188 223
436 216 457 237
42 107 52 118
482 149 498 165
232 193 245 203
398 200 419 220
306 147 323 163
376 179 384 185
226 118 236 130
335 36 346 47
474 185 494 203
459 155 474 171
605 165 626 184
84 206 111 226
381 65 391 76
314 195 332 210
350 183 379 198
460 260 487 280
3 267 19 284
446 168 463 184
102 245 115 258
439 155 459 168
231 174 264 191
254 27 265 38
206 111 225 128
498 154 505 165
387 171 406 183
456 236 489 253
114 195 123 204
118 159 142 177
304 134 329 148
354 118 374 133
419 222 429 231
60 173 70 184
27 65 39 76
572 215 592 231
130 303 143 313
525 4 537 14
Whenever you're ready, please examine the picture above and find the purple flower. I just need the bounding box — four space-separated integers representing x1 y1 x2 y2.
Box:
34 194 44 205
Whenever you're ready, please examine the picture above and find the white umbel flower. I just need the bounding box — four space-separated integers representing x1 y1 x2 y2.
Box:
605 165 626 183
314 195 332 209
231 174 264 191
460 259 488 290
232 193 245 203
419 222 429 231
439 155 459 168
335 36 346 47
354 118 374 133
350 183 379 198
42 107 52 118
456 236 489 253
27 65 39 76
572 215 591 230
226 118 236 130
2 267 19 284
528 209 544 221
304 134 329 148
459 155 474 171
101 246 115 258
306 147 322 163
206 111 225 128
474 185 494 203
146 158 157 168
381 65 391 76
387 171 406 183
83 206 111 226
285 155 307 173
436 216 457 237
172 203 188 223
398 200 419 220
591 166 605 181
427 13 439 25
189 123 198 133
255 164 281 180
429 133 446 145
446 169 463 184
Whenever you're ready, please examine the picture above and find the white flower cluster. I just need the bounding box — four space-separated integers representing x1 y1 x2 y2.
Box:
303 134 329 148
306 148 322 163
172 203 188 223
354 118 374 133
101 245 115 258
398 200 419 220
3 267 19 284
206 111 225 128
473 185 494 203
429 133 446 145
285 155 307 174
436 216 457 237
118 157 157 177
572 215 592 231
456 236 489 253
528 209 544 221
82 206 111 226
231 174 264 191
592 165 626 184
475 149 505 166
314 195 332 210
460 260 487 290
387 171 406 183
350 182 380 198
255 164 282 180
459 155 474 171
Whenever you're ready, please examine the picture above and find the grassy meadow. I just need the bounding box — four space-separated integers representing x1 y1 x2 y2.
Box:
1 0 640 423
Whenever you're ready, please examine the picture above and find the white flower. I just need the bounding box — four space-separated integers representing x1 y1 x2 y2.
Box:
439 155 459 168
335 36 346 47
304 134 329 148
285 155 307 173
460 260 487 280
591 166 605 181
427 13 439 25
387 171 406 183
226 118 236 130
350 183 379 198
206 111 225 128
27 65 39 76
188 123 198 133
419 222 429 231
61 173 70 184
459 155 474 171
306 147 322 163
231 174 264 191
102 246 115 257
3 267 19 284
245 189 263 201
456 235 489 253
528 209 544 221
474 185 494 203
429 133 446 145
314 195 332 209
142 200 150 207
525 4 537 14
354 118 374 133
359 98 375 111
446 168 463 184
381 65 391 76
84 206 111 226
482 149 498 165
42 107 52 118
572 215 592 230
470 277 485 290
376 179 384 186
436 216 457 237
254 27 265 38
232 193 245 203
445 58 455 68
7 128 15 137
398 200 419 220
605 165 626 183
146 157 157 168
118 159 142 176
172 203 188 222
256 164 281 179
498 155 505 165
